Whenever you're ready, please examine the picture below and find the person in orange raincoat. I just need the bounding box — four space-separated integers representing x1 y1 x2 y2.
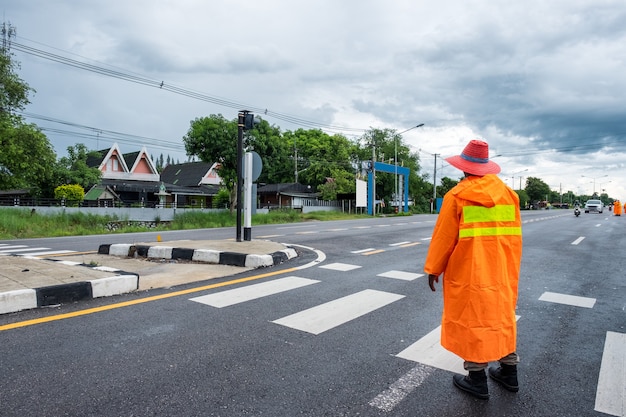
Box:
424 139 522 400
614 200 621 216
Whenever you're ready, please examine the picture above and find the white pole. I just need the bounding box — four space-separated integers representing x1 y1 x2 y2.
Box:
244 152 253 240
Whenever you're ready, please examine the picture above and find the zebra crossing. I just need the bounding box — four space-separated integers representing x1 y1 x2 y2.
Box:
0 244 76 257
189 260 624 416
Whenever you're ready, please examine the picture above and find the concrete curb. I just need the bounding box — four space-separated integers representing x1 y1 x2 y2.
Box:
97 244 298 267
0 257 139 315
1 244 298 315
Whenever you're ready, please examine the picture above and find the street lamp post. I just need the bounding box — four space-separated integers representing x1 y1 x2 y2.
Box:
581 174 608 195
395 123 424 212
508 169 528 189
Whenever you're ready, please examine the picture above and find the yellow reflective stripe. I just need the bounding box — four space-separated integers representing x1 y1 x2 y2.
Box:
463 205 515 223
459 227 522 238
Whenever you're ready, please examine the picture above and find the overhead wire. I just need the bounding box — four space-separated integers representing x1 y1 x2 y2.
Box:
10 38 366 135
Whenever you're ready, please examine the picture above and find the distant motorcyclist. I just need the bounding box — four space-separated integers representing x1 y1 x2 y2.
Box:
614 200 622 216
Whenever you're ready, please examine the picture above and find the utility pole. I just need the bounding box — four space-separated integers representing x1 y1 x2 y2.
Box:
294 139 298 183
1 22 16 53
372 138 377 215
432 153 439 213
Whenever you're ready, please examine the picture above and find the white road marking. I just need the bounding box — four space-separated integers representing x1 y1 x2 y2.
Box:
377 270 424 281
369 363 434 412
389 241 411 246
571 237 585 245
0 245 28 251
319 262 362 271
191 276 320 308
397 316 521 374
538 291 596 308
20 250 75 256
272 289 404 335
595 331 626 417
351 248 376 254
189 276 319 308
0 247 49 253
396 326 465 374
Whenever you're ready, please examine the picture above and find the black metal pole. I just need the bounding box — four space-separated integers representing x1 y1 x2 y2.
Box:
236 111 245 242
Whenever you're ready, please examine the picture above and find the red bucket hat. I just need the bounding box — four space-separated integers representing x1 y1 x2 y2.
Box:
445 139 501 175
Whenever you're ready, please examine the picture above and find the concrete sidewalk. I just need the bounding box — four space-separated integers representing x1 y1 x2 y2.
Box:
0 239 297 315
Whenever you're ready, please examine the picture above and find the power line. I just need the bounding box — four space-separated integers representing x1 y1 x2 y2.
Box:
11 38 366 135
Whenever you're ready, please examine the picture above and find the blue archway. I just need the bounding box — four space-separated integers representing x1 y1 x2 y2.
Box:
367 162 410 215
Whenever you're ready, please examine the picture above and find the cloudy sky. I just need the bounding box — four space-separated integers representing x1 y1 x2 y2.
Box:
4 0 626 199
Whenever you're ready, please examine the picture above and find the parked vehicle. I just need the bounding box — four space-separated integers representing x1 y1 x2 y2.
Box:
584 199 603 213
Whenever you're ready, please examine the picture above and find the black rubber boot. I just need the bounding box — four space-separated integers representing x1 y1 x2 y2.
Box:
453 370 489 400
488 364 519 392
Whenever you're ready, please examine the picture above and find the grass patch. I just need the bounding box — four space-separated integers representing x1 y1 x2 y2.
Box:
0 208 378 239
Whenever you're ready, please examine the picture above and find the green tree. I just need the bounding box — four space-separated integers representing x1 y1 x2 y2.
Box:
54 184 85 205
438 177 459 196
0 46 32 116
285 129 357 193
0 41 59 196
525 177 551 204
357 128 428 209
56 144 102 189
516 189 530 209
183 114 238 209
0 122 57 195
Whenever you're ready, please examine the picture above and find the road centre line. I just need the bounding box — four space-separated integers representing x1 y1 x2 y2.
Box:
572 237 585 245
389 241 411 246
363 249 386 256
400 242 421 247
0 266 301 332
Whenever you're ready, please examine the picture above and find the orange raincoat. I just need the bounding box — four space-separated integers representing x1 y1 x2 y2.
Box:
614 201 622 216
424 174 522 363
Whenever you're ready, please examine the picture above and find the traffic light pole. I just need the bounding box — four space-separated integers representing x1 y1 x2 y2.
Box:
236 111 247 242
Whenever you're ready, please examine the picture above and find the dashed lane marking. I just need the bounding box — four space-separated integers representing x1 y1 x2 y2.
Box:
572 237 585 245
351 248 376 254
363 249 385 255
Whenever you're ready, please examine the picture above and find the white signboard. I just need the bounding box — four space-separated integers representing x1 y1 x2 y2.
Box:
356 179 367 208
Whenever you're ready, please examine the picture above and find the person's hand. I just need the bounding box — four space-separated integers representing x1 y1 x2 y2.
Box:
428 274 439 292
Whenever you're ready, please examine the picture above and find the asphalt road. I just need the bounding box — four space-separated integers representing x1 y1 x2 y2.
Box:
0 211 624 416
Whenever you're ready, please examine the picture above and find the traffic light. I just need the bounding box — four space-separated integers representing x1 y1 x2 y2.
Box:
243 113 261 130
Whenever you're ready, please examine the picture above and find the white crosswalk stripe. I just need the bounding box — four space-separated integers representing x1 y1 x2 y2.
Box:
272 289 404 335
377 270 423 281
0 244 76 256
595 331 626 416
396 326 465 374
190 276 319 308
319 262 361 271
539 291 596 308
